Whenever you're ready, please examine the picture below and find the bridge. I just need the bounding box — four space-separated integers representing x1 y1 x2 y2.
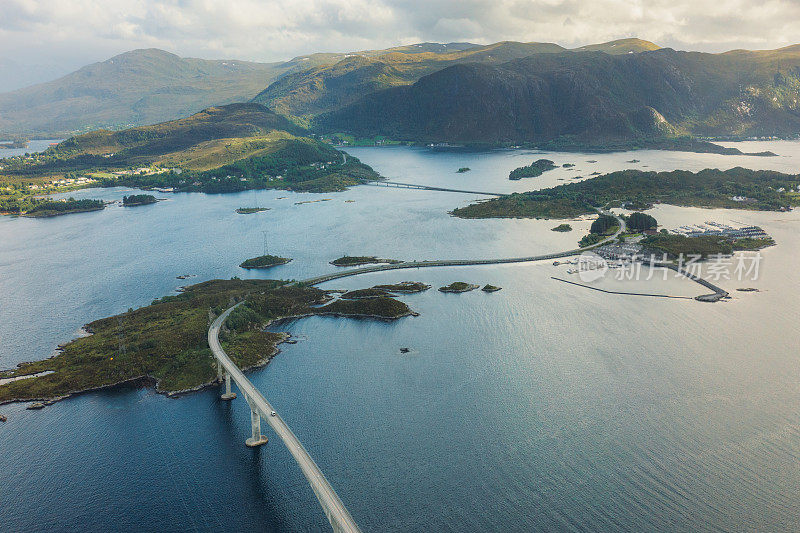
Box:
205 204 628 532
209 306 362 533
206 183 728 530
362 179 503 196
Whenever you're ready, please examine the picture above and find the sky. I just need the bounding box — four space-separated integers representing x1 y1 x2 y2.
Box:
3 0 800 89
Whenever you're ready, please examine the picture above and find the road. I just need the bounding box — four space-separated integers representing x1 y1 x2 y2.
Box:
209 306 362 533
301 208 625 286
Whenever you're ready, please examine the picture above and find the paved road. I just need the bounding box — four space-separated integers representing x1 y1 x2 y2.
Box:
209 306 362 533
301 208 625 286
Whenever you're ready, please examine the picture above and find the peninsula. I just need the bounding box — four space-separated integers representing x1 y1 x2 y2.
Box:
0 279 415 404
22 198 105 217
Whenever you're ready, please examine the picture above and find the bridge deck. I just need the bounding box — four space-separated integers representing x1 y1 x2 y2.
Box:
209 308 362 533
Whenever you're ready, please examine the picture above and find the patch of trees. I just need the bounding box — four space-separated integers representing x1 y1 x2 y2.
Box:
626 212 657 231
590 214 618 234
27 198 104 214
122 194 157 205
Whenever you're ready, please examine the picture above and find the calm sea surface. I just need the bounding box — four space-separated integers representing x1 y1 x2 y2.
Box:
1 144 799 532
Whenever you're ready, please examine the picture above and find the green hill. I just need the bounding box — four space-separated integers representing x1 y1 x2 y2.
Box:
0 49 288 138
318 47 800 144
1 103 379 196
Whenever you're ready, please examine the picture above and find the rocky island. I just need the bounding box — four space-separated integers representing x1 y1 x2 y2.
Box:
509 159 557 180
330 256 402 266
551 224 573 232
439 282 480 293
239 255 292 269
122 194 158 206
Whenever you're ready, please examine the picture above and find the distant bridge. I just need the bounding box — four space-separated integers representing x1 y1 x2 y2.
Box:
362 180 503 196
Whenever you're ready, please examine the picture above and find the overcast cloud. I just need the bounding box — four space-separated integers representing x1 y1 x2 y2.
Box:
3 0 800 72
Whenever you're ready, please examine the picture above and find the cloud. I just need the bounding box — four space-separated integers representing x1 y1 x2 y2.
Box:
2 0 800 72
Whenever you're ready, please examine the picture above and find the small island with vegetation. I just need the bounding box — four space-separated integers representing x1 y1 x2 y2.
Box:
509 159 557 180
122 194 158 206
330 256 402 267
0 279 417 404
236 207 269 214
239 255 291 269
439 282 480 293
372 281 431 293
456 167 471 173
481 284 502 292
340 281 432 299
551 223 572 232
23 198 105 218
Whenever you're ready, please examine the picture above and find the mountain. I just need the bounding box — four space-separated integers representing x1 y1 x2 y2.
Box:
0 49 287 138
0 39 665 138
0 58 73 93
317 47 800 144
573 38 661 55
252 41 568 120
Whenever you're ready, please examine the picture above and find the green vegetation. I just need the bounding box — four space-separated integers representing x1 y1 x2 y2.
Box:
578 233 607 247
577 214 620 247
0 48 289 138
122 194 157 206
640 234 774 258
340 288 392 299
0 279 415 403
236 207 269 214
0 104 381 205
372 281 431 293
24 198 104 217
481 284 502 292
438 282 480 293
640 235 734 258
731 237 775 250
452 168 799 220
590 214 619 234
239 255 291 269
319 45 800 145
316 297 415 318
330 256 401 266
551 223 572 232
625 212 657 231
457 167 471 173
509 159 557 180
452 195 589 219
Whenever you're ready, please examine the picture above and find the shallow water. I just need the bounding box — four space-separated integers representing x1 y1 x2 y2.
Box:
1 144 799 532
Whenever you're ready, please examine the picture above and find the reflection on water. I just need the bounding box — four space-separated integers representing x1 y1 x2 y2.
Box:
1 144 799 532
